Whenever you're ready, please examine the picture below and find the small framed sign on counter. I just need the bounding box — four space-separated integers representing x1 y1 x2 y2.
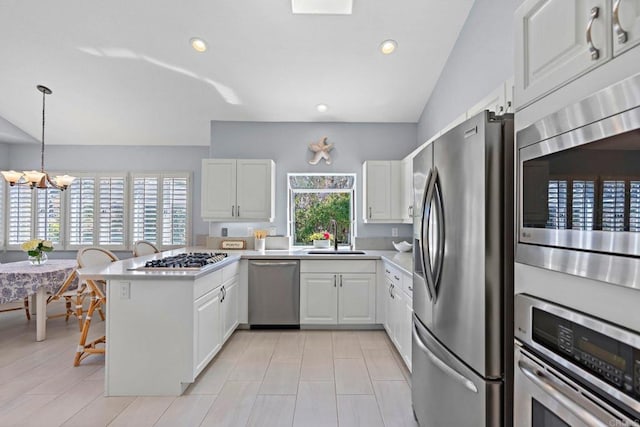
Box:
220 240 246 250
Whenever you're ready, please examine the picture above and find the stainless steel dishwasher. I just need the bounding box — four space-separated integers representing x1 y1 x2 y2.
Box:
248 259 300 328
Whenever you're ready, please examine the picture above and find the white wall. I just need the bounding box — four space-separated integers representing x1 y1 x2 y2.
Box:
208 121 416 238
0 143 8 168
416 0 523 144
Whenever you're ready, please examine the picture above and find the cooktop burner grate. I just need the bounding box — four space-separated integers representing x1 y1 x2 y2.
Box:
133 252 228 270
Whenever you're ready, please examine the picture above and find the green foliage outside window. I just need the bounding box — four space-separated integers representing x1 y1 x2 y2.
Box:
294 192 351 244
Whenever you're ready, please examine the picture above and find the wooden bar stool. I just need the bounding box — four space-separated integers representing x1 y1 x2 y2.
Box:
47 268 102 331
74 247 118 366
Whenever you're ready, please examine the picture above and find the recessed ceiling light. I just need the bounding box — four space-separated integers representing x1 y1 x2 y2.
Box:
190 37 207 53
380 39 397 55
316 104 328 113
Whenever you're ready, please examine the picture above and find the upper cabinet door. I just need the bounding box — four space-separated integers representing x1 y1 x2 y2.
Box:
236 160 275 221
364 161 391 220
515 0 612 109
201 159 236 219
613 0 640 55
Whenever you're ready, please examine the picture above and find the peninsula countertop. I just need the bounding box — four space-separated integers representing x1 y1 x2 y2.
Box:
77 247 413 281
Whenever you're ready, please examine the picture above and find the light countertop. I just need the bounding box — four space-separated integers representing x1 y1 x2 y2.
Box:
77 247 413 281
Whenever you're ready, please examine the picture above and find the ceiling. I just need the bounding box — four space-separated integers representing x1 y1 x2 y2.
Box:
0 0 474 146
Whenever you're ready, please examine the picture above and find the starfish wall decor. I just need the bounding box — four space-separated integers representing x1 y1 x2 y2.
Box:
308 136 334 165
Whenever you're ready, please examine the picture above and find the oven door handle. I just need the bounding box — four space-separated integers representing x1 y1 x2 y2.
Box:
518 360 609 427
413 321 478 393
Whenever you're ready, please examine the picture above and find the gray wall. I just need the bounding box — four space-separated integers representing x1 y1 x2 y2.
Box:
0 143 8 168
2 144 208 262
416 0 523 144
209 121 417 238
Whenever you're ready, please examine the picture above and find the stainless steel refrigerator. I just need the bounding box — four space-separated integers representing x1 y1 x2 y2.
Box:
412 111 514 427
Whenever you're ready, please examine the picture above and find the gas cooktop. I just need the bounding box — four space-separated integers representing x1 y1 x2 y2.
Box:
131 252 228 271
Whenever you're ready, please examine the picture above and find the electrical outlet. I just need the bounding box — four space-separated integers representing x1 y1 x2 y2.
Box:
119 282 130 299
392 227 398 237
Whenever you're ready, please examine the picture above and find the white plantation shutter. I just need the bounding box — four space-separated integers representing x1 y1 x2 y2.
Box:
98 177 126 246
601 180 626 231
132 176 159 243
35 189 62 244
8 185 33 245
69 177 96 246
162 176 188 245
546 180 567 229
571 180 595 230
631 181 640 232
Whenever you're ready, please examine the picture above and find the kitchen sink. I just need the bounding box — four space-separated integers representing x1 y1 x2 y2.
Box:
306 250 367 255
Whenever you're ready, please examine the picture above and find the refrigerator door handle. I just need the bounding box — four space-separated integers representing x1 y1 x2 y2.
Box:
412 320 478 394
432 174 445 292
422 168 439 300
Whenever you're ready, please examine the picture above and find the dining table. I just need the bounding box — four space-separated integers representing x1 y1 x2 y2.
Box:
0 259 77 341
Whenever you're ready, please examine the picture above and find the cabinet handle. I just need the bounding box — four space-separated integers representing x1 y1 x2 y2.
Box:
231 206 235 217
369 207 372 218
408 285 413 291
237 205 240 217
394 275 400 281
408 205 413 217
334 275 337 287
586 6 600 60
389 283 394 299
385 269 390 274
339 274 343 287
613 0 628 44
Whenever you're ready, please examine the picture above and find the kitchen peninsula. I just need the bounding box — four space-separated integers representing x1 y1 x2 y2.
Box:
78 248 412 396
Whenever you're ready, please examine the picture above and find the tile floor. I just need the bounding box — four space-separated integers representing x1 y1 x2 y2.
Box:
0 303 418 426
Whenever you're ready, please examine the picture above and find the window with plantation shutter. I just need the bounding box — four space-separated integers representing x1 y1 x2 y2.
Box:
132 176 159 243
68 177 96 246
571 180 595 231
35 189 62 244
131 173 190 247
98 177 126 246
631 181 640 232
601 180 626 231
7 185 33 245
546 180 567 229
162 176 188 246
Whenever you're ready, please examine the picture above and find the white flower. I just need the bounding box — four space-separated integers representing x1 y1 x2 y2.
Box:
42 240 54 249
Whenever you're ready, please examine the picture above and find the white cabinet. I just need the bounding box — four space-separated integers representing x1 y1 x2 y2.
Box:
201 159 275 221
613 0 640 55
300 260 377 325
363 161 403 223
382 261 413 371
221 275 239 343
400 158 414 224
300 273 339 324
515 0 612 108
193 286 222 377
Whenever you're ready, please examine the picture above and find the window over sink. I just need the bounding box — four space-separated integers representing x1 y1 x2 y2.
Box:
287 173 356 247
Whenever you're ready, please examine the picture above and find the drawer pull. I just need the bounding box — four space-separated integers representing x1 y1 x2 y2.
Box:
586 6 600 60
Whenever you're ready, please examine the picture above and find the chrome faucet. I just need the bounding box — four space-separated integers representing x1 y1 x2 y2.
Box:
330 219 338 251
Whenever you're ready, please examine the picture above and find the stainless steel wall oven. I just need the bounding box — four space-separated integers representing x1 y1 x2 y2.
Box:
516 72 640 289
514 294 640 426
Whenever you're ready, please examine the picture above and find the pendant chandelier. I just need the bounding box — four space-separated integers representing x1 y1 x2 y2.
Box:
1 85 75 190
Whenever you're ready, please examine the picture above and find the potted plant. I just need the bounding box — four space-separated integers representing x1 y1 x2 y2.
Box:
309 231 333 248
21 239 54 265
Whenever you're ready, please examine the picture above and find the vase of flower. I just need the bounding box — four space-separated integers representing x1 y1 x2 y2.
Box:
28 252 48 266
310 231 333 248
21 239 54 266
313 239 330 249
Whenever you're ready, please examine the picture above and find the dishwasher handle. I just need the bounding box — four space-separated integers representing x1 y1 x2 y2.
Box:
249 261 299 267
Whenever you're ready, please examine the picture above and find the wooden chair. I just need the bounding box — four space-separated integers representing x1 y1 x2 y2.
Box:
132 240 159 257
74 247 118 366
0 298 31 320
47 268 102 331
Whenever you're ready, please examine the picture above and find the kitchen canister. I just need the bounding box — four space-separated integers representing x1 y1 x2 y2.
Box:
255 237 266 251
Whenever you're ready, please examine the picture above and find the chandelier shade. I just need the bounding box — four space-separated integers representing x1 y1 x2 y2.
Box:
1 85 75 190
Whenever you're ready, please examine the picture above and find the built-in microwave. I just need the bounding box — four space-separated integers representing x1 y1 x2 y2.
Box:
516 72 640 289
